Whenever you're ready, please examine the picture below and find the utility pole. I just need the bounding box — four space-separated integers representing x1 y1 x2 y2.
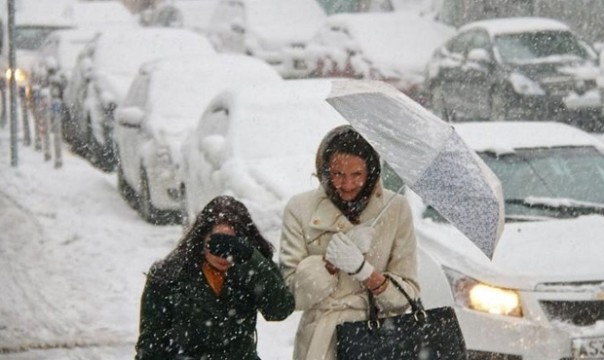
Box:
8 0 18 166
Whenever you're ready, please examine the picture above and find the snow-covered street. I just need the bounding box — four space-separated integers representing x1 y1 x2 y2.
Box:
0 127 299 359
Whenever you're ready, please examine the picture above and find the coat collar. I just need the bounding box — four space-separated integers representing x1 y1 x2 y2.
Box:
309 181 386 233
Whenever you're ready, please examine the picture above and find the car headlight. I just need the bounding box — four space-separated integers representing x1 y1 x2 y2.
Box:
509 72 545 96
444 267 523 317
5 68 28 87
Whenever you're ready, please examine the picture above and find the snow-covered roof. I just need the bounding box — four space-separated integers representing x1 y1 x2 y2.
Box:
460 17 570 37
143 54 281 134
93 27 215 75
454 121 604 153
321 11 454 73
244 0 326 44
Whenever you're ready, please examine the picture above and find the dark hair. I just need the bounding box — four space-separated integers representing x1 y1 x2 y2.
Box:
315 125 381 223
155 196 273 280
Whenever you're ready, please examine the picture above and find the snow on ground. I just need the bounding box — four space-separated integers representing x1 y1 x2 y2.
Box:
0 125 299 359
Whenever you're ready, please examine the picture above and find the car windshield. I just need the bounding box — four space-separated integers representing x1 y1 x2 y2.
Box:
479 147 604 220
493 30 588 64
15 26 69 51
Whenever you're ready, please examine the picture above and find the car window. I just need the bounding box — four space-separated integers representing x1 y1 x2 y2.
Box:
446 32 474 54
493 30 589 63
479 146 604 218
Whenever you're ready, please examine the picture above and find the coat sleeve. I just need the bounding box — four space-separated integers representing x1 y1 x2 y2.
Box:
279 196 338 311
230 250 295 321
373 196 421 312
135 265 178 360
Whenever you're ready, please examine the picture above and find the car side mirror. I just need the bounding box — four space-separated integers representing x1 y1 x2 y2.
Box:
116 106 144 128
467 48 492 64
200 134 228 167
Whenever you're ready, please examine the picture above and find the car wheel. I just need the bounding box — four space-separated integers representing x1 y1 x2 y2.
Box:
139 169 162 224
489 90 508 121
117 161 137 209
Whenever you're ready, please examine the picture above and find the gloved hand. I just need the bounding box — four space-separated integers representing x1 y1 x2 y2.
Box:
325 233 374 281
346 224 375 254
207 233 253 264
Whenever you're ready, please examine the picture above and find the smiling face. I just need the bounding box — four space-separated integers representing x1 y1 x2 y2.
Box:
203 223 236 272
329 153 368 202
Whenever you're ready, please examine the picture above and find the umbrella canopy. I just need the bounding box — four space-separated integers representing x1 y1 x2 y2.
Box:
325 80 504 259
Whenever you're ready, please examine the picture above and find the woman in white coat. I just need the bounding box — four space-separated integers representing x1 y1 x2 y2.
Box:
279 125 420 360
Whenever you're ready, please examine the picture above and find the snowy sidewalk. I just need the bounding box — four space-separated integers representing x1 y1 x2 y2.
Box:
0 129 298 359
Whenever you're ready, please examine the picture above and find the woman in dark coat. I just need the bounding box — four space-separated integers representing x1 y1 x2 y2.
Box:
135 195 295 360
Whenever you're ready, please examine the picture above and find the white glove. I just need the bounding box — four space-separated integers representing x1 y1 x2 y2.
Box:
325 233 374 281
346 224 375 254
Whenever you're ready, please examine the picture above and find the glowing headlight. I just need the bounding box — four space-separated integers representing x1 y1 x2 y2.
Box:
5 68 28 87
509 72 545 96
445 267 523 317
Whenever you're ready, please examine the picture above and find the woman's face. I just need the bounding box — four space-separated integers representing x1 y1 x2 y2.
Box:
329 153 368 202
204 223 236 272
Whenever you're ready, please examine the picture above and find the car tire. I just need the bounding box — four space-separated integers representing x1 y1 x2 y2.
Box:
117 160 137 209
139 169 162 224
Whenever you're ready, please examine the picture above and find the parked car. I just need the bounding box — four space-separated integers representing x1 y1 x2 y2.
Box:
62 27 215 171
384 121 604 359
305 10 454 104
425 17 602 131
179 79 348 231
140 0 219 34
113 54 282 224
207 0 326 78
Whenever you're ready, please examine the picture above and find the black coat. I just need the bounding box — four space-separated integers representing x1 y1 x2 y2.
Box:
135 250 295 360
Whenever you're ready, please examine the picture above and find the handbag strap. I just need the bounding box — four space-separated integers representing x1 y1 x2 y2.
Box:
366 275 424 321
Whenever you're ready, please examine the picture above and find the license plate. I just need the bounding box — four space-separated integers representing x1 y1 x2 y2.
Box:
572 336 604 359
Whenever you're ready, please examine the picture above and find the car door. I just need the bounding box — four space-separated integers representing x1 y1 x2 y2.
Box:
115 73 150 191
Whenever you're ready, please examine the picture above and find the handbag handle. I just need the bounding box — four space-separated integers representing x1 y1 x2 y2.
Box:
367 275 426 322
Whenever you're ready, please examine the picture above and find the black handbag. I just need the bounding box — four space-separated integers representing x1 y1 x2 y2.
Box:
336 275 467 360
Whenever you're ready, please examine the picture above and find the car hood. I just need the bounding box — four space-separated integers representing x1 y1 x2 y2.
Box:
418 214 604 289
509 59 599 81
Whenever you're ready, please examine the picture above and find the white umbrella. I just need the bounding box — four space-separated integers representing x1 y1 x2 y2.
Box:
325 80 504 259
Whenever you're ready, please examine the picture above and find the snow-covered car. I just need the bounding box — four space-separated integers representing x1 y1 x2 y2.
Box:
305 11 454 105
113 54 282 224
207 0 326 79
62 27 215 171
180 79 348 232
140 0 219 34
425 17 602 131
387 121 604 359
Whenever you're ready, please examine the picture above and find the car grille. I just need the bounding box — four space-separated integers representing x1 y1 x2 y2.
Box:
539 76 575 96
540 300 604 326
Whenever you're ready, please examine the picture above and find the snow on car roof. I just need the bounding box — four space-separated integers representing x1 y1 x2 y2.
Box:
460 17 570 36
323 11 454 72
454 121 604 154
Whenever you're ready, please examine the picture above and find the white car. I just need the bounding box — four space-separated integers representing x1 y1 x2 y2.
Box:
180 79 348 232
388 121 604 359
207 0 326 79
113 55 281 224
63 27 215 171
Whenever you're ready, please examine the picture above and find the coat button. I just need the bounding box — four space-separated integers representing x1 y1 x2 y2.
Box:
337 222 345 230
313 219 320 225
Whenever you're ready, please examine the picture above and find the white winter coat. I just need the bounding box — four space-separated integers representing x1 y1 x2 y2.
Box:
279 183 419 360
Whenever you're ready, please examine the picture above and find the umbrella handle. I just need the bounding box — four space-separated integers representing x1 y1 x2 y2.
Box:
369 184 405 228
